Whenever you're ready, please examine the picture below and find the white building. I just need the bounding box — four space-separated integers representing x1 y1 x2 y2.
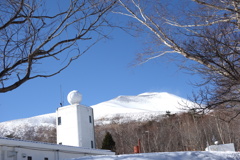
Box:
0 90 114 160
56 90 95 148
0 137 113 160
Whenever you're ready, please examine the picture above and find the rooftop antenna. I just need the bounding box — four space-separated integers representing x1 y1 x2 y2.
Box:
60 85 64 107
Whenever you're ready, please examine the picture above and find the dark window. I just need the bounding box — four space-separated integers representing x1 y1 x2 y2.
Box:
27 157 32 160
91 140 94 148
89 116 92 123
58 117 61 125
44 158 48 160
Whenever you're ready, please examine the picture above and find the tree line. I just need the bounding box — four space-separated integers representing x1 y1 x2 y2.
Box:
95 109 240 154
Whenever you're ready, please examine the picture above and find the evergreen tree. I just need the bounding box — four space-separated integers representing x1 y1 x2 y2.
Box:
101 132 116 152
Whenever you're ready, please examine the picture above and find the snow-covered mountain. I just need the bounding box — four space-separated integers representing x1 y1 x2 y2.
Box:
0 92 196 133
0 113 55 128
91 92 195 122
0 113 56 138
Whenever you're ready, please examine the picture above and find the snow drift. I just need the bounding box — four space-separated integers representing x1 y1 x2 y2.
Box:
73 151 240 160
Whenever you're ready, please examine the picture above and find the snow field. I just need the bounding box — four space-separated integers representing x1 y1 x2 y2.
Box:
73 151 240 160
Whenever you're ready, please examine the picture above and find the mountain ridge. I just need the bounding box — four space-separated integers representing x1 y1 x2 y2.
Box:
0 92 196 136
91 92 195 120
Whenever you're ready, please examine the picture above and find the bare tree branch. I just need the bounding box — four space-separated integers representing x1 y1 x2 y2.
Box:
0 0 117 92
117 0 240 117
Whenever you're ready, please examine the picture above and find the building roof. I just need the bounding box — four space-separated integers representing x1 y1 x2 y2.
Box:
0 137 114 155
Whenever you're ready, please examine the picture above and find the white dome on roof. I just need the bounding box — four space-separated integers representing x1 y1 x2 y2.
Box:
67 90 82 105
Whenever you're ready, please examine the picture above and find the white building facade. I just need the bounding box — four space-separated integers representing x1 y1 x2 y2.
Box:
56 90 95 148
56 104 95 148
0 137 114 160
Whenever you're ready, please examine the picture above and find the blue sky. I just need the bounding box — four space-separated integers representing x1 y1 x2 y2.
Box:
0 1 201 122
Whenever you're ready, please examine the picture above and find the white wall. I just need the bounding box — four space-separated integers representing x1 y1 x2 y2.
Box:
56 104 95 148
0 145 86 160
77 105 95 148
57 105 80 146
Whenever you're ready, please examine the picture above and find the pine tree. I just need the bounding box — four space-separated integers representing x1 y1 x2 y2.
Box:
101 132 116 152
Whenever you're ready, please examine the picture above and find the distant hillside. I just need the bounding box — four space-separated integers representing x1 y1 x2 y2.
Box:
92 92 195 124
0 92 196 138
92 92 192 117
0 113 56 143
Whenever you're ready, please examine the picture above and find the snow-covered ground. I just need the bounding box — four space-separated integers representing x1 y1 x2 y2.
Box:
74 151 240 160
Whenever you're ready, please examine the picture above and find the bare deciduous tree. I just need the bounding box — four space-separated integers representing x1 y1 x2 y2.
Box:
0 0 116 92
94 111 240 153
116 0 240 113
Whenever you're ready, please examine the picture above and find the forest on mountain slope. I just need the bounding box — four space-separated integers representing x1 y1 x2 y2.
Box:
0 109 240 154
95 110 240 154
